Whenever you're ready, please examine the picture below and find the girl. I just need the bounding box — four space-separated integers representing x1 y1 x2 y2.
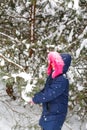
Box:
30 51 71 130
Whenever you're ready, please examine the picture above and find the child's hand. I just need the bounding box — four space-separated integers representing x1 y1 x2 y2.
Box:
29 98 35 106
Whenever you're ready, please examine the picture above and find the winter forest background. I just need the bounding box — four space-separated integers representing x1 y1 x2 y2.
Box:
0 0 87 130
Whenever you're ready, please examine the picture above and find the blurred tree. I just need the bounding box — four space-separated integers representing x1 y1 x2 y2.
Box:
0 0 87 120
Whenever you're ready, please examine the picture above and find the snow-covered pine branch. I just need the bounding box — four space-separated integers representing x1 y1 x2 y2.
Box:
0 32 20 44
11 72 36 103
0 53 25 72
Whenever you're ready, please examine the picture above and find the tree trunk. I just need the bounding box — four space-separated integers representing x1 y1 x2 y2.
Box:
30 0 36 43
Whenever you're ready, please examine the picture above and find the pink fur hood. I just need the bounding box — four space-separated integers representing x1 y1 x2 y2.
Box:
47 52 64 78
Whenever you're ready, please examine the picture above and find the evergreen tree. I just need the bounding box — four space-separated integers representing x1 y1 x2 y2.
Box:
0 0 87 121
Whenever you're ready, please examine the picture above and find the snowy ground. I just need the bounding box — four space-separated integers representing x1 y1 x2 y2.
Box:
0 80 86 130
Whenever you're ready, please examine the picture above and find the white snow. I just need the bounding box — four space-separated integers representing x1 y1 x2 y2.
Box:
11 72 32 82
0 59 5 66
78 26 87 39
21 90 32 102
2 76 10 80
45 4 55 16
59 24 66 36
25 2 30 8
23 12 29 18
0 78 86 130
86 123 87 129
11 72 35 102
49 0 58 9
16 5 24 14
77 84 84 91
68 2 73 9
68 29 73 42
76 39 87 58
44 0 59 16
0 118 12 130
16 30 20 36
73 0 80 10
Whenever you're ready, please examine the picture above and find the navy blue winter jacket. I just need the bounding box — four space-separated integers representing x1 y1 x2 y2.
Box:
33 54 71 130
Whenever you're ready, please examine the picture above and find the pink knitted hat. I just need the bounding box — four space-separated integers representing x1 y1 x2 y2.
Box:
47 52 64 78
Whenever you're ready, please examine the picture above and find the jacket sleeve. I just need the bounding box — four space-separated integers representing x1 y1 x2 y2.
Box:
32 78 68 104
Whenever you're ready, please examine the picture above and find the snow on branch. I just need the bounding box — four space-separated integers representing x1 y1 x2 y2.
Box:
0 53 36 103
64 122 73 130
76 39 87 58
0 32 20 43
11 72 36 103
0 53 25 72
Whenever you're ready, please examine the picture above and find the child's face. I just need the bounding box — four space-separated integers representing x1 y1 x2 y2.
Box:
51 63 55 70
48 60 55 70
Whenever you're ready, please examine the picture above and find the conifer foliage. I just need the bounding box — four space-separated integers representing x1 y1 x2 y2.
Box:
0 0 87 121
